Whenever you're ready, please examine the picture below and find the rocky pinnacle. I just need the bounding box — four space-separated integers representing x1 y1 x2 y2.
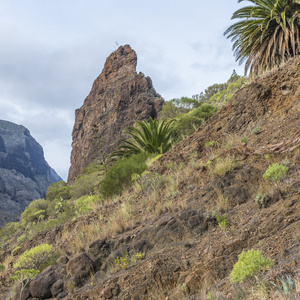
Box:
68 45 164 183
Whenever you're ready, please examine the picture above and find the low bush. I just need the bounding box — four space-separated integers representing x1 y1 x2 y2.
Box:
74 195 97 215
100 152 151 199
81 160 105 175
0 222 20 243
263 163 288 182
230 249 273 283
17 235 27 245
12 244 56 300
215 212 229 228
11 246 21 256
255 192 268 208
46 181 71 201
173 104 218 139
114 251 145 269
70 171 101 199
53 197 73 214
209 77 247 106
20 199 49 226
14 243 56 272
114 252 129 269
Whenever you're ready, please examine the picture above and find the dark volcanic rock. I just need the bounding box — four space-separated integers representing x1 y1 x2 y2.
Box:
66 252 94 287
29 265 66 299
0 120 61 227
68 44 164 182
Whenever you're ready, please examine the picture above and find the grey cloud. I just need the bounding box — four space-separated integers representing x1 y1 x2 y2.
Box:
0 1 246 180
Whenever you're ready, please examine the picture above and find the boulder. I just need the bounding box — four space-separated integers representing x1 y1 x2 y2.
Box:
29 265 66 299
66 252 94 287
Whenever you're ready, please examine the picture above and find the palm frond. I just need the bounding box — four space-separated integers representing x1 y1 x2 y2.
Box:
225 0 300 76
111 117 175 159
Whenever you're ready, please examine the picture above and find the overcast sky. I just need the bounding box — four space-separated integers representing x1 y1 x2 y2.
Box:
0 0 246 181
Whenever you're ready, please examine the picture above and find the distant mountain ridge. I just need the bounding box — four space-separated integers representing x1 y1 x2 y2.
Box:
0 120 61 227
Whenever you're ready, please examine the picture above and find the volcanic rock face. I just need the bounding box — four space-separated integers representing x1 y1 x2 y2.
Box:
68 45 164 182
0 120 61 226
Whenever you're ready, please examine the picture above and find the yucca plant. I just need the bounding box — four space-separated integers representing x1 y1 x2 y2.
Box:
111 117 175 158
225 0 300 76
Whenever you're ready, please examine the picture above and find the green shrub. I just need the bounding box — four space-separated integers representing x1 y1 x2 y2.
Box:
14 243 56 272
263 163 288 182
205 141 216 148
11 246 21 256
46 181 71 201
21 199 49 226
160 100 190 119
45 219 61 228
173 104 218 139
252 126 261 134
130 251 145 266
230 249 273 283
81 161 104 175
115 252 129 269
0 264 4 272
11 269 40 300
17 235 27 245
70 171 101 199
0 222 20 243
53 197 72 214
31 213 73 236
100 152 151 198
255 192 268 208
215 212 229 228
209 77 247 106
74 195 97 215
115 251 145 269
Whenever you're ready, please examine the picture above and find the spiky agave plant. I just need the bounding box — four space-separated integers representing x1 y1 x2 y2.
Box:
111 117 175 159
224 0 300 76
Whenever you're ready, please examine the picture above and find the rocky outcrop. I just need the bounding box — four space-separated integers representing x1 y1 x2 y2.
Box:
0 120 61 226
68 45 164 182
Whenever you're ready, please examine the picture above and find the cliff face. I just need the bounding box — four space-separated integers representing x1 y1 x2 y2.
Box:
0 120 61 226
68 45 164 182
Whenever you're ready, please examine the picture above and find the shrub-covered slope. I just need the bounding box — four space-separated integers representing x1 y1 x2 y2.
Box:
0 57 299 300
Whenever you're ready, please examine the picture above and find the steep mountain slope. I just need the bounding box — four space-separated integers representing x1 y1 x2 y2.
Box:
0 120 61 227
0 58 299 300
68 45 164 183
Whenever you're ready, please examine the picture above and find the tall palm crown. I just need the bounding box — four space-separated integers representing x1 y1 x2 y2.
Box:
111 117 175 158
224 0 300 76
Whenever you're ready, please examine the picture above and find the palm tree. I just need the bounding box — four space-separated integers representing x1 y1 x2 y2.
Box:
224 0 300 76
111 117 175 158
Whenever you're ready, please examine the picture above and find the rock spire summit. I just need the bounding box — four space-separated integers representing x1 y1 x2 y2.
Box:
68 45 164 182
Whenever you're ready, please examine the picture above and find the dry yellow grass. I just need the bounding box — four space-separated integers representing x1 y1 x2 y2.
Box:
2 254 14 270
214 189 229 212
211 156 236 176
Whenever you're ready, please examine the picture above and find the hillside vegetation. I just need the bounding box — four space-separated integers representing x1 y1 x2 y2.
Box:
1 1 300 298
0 55 299 300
